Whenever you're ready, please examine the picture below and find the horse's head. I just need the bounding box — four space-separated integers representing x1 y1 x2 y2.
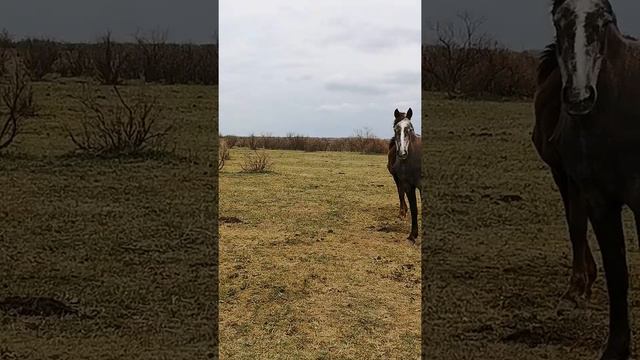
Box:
552 0 617 115
393 108 414 160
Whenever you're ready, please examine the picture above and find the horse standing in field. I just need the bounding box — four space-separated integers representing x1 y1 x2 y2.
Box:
388 108 421 242
534 1 640 358
388 108 413 218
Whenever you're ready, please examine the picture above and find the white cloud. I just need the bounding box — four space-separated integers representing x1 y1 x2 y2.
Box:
220 0 421 137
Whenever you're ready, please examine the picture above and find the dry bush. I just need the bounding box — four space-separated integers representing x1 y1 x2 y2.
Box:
135 29 168 83
0 30 13 78
423 12 538 99
92 32 130 85
17 38 60 81
224 135 238 148
0 31 217 85
0 63 35 151
67 85 173 156
57 45 94 78
228 133 388 154
241 149 273 173
218 138 229 170
352 127 386 154
247 134 258 150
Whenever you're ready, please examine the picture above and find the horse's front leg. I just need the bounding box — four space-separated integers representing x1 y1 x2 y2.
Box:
553 169 596 313
589 204 629 360
394 175 407 218
406 185 418 243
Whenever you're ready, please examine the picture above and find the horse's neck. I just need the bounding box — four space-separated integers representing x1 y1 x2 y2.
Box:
606 29 640 87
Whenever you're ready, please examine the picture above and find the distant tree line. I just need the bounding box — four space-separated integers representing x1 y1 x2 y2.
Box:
422 12 538 99
222 130 390 155
0 29 218 85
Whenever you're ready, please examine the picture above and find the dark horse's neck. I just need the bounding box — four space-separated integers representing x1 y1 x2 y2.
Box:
599 25 640 106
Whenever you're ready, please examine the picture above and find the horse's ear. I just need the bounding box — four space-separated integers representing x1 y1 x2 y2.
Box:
406 108 413 119
552 0 566 13
394 109 400 118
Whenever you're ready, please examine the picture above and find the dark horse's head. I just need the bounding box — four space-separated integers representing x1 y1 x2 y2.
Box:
393 108 414 160
551 0 617 115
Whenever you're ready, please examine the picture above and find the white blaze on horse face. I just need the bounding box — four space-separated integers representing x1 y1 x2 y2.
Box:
556 0 609 99
395 119 411 159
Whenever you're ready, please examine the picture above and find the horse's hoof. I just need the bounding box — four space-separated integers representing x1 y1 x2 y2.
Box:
599 334 631 360
556 295 588 317
599 347 630 360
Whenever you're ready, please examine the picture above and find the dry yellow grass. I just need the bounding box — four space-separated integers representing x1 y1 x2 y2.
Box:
219 148 420 359
0 81 217 359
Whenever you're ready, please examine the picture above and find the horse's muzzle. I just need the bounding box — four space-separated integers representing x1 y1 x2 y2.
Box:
563 85 597 116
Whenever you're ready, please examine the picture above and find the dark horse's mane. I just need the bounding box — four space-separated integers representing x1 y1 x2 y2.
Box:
537 42 558 85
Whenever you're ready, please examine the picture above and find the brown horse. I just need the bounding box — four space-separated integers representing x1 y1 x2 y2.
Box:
388 108 421 242
534 1 640 358
388 108 413 219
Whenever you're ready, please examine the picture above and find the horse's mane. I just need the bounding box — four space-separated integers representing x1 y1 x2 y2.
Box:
537 42 558 85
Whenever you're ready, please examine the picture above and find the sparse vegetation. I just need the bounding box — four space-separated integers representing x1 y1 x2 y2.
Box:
0 29 217 86
0 62 35 151
219 149 420 358
423 12 537 99
1 82 217 358
218 138 229 170
17 38 60 81
66 85 173 156
92 31 131 85
223 131 390 155
240 149 273 173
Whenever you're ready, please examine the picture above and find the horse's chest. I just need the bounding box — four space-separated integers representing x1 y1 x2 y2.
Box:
558 124 640 201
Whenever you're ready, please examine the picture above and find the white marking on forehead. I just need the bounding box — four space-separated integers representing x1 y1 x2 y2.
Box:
397 119 412 129
396 119 412 156
564 0 602 96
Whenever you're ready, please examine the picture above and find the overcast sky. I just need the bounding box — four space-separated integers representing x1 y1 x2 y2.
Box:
220 0 421 138
0 0 217 43
423 0 640 50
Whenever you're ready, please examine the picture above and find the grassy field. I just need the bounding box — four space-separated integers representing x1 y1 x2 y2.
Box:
422 92 640 359
219 149 421 359
0 81 217 359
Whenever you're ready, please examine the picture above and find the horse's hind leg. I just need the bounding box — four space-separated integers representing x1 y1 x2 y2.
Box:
589 204 629 360
394 174 407 218
406 185 418 242
552 169 596 313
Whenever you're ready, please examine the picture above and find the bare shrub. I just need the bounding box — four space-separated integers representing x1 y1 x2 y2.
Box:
226 134 387 154
67 85 173 156
423 12 489 98
17 38 60 81
218 138 229 170
135 29 168 83
423 12 538 99
247 134 258 150
241 149 273 173
0 30 13 78
225 135 238 148
92 32 130 85
0 63 35 151
352 127 386 154
57 45 94 78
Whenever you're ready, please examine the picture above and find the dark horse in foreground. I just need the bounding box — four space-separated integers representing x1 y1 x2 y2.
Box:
387 108 421 242
534 1 640 358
